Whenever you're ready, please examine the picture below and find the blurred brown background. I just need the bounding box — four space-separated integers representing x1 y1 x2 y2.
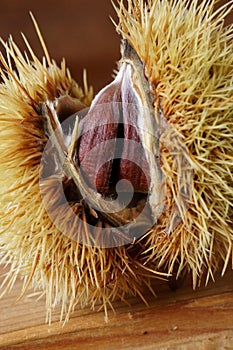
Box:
0 0 121 93
0 0 232 94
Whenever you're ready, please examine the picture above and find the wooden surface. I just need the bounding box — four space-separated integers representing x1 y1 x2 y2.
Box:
0 268 233 349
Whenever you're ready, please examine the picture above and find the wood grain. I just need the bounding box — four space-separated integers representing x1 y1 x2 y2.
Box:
0 267 233 349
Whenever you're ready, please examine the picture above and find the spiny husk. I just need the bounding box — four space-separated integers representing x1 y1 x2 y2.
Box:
115 0 233 285
0 0 233 323
0 35 158 322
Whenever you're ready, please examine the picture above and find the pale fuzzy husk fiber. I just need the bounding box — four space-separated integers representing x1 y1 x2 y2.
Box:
0 0 232 322
115 0 233 285
0 34 156 322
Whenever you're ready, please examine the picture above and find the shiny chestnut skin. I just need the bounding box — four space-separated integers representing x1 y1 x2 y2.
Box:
76 66 150 197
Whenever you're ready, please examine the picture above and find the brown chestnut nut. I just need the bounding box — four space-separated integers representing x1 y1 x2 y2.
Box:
76 62 150 197
41 42 164 237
